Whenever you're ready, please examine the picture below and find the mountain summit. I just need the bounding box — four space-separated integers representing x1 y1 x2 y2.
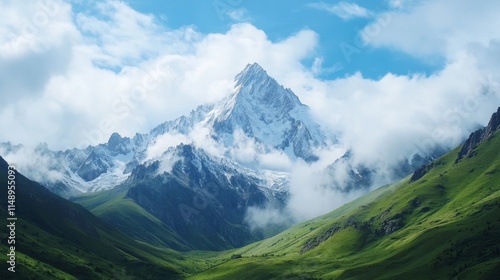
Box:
207 63 327 161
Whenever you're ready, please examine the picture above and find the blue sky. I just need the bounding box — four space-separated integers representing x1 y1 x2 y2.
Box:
121 0 439 79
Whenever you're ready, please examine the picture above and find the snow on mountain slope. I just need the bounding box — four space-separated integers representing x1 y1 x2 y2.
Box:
205 63 327 161
142 142 290 193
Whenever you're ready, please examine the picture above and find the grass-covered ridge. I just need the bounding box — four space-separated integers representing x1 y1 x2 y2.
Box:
188 130 500 279
72 184 192 251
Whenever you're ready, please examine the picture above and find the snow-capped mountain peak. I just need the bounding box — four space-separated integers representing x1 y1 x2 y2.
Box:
207 63 327 161
233 63 302 113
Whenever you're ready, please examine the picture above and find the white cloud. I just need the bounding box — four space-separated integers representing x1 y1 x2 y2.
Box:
242 0 500 223
245 205 293 230
0 144 65 184
387 0 406 9
74 1 198 68
308 2 371 20
146 132 190 161
285 160 364 221
257 151 293 172
311 56 344 76
189 124 226 157
157 151 181 175
0 0 78 102
362 0 500 58
226 8 251 22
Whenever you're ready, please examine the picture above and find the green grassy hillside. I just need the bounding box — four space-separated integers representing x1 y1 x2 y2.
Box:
0 157 207 279
189 130 500 279
72 185 192 251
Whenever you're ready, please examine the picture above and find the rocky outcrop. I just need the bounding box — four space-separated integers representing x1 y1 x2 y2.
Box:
376 213 405 236
483 107 500 139
300 217 371 254
456 107 500 163
106 132 131 155
300 226 341 254
410 162 435 183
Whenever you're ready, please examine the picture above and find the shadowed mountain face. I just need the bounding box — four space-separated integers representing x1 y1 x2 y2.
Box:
0 156 184 279
123 144 288 250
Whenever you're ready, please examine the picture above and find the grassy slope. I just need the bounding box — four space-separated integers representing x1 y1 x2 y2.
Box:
72 185 191 251
189 131 500 280
0 158 209 279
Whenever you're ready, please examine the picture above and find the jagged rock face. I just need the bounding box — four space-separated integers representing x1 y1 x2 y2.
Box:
67 133 137 183
150 105 213 137
456 107 500 163
377 213 405 236
325 154 373 191
483 107 500 139
0 133 137 196
410 163 432 183
76 149 114 181
107 132 131 155
300 226 341 254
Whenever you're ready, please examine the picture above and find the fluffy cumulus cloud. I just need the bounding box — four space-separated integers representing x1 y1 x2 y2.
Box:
363 0 500 58
0 0 78 101
2 0 500 224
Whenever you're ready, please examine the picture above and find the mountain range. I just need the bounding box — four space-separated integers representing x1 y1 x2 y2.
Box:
0 63 452 252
